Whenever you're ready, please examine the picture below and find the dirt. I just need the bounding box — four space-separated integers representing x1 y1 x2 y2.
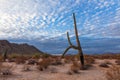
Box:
0 59 117 80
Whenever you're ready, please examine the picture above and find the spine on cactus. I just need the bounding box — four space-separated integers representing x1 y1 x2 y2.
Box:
62 13 84 68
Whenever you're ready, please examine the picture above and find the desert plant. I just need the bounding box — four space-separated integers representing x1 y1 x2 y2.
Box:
32 53 40 59
115 59 120 65
84 56 95 64
8 53 20 59
22 64 31 71
15 57 25 64
0 56 3 62
106 65 120 80
99 63 109 68
0 63 14 75
62 13 84 69
25 59 38 65
37 58 51 71
2 49 8 61
51 58 62 65
70 61 80 73
42 53 51 58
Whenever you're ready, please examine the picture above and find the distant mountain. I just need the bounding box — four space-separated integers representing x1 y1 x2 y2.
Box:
0 40 44 55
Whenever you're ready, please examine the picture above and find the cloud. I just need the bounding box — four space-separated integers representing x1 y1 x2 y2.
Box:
0 0 120 42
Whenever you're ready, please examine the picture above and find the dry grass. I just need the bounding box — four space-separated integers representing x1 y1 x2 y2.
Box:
106 65 120 80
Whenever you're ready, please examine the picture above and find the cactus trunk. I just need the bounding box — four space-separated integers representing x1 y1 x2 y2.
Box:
62 13 84 68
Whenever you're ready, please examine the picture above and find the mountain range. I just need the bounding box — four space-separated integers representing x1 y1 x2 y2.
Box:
0 40 43 55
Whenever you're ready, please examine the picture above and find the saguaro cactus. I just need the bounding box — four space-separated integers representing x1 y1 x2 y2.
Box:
3 49 8 61
62 13 84 68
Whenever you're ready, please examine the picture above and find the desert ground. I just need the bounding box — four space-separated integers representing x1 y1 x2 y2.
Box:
0 55 120 80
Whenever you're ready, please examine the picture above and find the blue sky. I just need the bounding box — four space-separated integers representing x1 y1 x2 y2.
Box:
0 0 120 54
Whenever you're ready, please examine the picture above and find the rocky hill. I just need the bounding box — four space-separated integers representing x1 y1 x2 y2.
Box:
0 40 44 55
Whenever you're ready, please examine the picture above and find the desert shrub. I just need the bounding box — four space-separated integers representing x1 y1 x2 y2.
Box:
64 55 74 63
8 54 20 59
106 65 120 80
99 63 109 68
37 58 51 71
104 60 112 65
32 53 40 59
42 53 51 58
84 56 95 64
61 58 68 64
25 59 38 65
70 61 80 73
22 64 31 71
50 67 57 73
0 63 14 75
15 57 25 64
0 56 3 62
115 60 120 65
51 58 62 65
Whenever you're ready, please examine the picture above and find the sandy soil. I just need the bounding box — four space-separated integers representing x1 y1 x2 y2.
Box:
0 59 118 80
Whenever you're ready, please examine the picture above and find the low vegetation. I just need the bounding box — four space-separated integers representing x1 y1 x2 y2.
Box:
99 63 109 68
37 58 51 71
70 61 80 73
115 59 120 65
0 63 14 75
106 65 120 80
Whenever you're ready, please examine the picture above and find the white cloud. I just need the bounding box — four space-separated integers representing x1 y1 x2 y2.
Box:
0 0 120 41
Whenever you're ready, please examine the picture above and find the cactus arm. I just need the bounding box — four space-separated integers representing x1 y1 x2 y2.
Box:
61 46 72 58
67 32 79 49
67 32 72 46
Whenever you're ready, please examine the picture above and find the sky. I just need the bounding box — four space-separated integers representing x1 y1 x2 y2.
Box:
0 0 120 54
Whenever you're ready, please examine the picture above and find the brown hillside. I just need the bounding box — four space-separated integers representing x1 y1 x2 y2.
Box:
0 40 43 55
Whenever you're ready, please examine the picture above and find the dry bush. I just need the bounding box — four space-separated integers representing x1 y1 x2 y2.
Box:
22 64 31 71
50 67 57 73
0 63 14 75
84 56 95 68
104 60 112 65
0 56 3 62
115 60 120 65
14 56 27 64
61 58 68 64
37 58 51 71
51 57 62 65
25 59 38 65
84 55 95 64
99 63 109 68
15 58 25 64
106 65 120 80
70 61 80 73
64 55 75 63
8 54 20 59
32 53 40 59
